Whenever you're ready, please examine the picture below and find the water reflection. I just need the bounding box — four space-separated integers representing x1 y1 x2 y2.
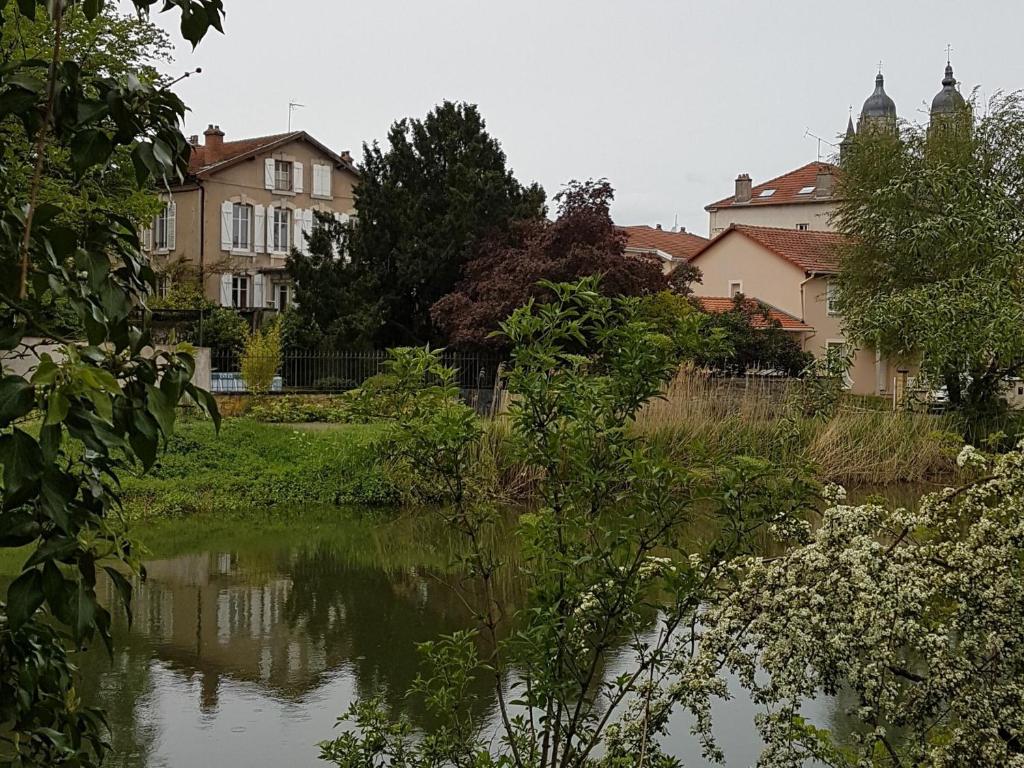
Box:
69 509 860 767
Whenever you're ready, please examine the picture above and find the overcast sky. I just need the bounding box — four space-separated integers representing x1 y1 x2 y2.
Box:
142 0 1024 237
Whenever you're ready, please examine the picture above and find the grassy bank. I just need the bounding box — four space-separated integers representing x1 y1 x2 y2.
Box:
120 419 399 518
633 371 961 486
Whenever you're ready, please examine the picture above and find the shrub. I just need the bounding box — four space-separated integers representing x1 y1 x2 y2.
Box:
248 395 351 423
240 320 282 394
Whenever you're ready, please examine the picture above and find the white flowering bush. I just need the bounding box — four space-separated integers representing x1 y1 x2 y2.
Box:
678 444 1024 767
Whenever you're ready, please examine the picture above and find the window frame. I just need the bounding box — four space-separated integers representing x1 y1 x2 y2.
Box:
153 203 171 250
274 160 293 192
232 202 253 251
728 280 743 298
231 274 250 309
796 223 810 231
272 207 292 253
826 279 839 316
274 282 291 310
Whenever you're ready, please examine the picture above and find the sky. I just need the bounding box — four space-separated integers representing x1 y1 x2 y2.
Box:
140 0 1024 237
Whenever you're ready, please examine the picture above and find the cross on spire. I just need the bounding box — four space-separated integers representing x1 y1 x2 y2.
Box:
878 59 883 74
946 43 953 64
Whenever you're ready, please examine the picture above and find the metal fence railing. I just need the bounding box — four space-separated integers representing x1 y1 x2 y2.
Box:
210 348 504 395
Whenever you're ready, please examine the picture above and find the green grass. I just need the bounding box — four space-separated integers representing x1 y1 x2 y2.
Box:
119 419 400 519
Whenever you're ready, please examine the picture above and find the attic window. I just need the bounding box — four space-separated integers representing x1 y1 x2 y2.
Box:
797 185 816 195
757 189 776 198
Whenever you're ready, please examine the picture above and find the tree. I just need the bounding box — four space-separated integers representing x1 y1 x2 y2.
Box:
285 212 380 350
834 93 1024 434
0 0 223 764
431 179 668 350
320 280 814 768
337 101 546 347
696 294 813 376
241 318 282 394
0 4 173 236
686 447 1024 766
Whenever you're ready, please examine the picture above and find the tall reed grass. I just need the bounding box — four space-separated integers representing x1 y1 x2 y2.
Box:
633 369 961 486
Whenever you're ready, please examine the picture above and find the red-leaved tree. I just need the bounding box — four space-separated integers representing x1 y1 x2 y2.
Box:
432 179 667 349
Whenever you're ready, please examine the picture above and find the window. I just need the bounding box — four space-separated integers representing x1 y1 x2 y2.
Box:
155 274 170 299
231 275 250 308
797 185 816 195
232 203 253 250
274 282 291 310
757 189 776 198
729 280 743 298
796 223 810 231
274 160 293 192
826 340 853 389
154 203 173 250
826 280 838 315
272 208 291 252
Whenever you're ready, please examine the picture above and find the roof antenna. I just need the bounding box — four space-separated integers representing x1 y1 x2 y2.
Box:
288 100 305 132
804 128 838 161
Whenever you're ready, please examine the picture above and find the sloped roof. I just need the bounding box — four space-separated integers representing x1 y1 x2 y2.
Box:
689 224 847 274
620 225 709 262
188 131 358 178
705 161 839 211
696 296 813 332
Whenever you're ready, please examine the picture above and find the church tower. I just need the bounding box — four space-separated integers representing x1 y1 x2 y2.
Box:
929 60 970 136
858 72 898 133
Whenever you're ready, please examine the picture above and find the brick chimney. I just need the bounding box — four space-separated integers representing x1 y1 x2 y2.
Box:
814 164 834 198
735 173 752 203
340 150 353 164
203 124 225 161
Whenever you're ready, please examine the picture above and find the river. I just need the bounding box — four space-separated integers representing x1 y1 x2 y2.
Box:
56 504 889 768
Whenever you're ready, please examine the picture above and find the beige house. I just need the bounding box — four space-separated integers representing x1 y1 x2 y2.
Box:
688 225 908 396
143 125 359 310
705 161 839 237
620 224 708 273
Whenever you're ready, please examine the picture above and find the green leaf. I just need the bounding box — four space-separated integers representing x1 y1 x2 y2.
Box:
145 383 175 438
44 391 69 425
70 129 114 177
0 428 44 506
180 7 210 48
82 0 101 20
0 509 40 547
0 319 26 350
187 384 221 431
0 376 35 427
6 568 44 631
103 566 133 627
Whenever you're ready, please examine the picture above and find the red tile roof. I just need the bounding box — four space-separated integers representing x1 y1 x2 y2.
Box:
187 131 358 177
705 161 840 211
620 225 708 262
690 224 848 274
696 296 813 332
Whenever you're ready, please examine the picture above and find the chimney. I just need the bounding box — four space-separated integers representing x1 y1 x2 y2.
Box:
735 173 752 203
340 150 353 164
814 165 834 198
188 134 199 146
203 124 225 161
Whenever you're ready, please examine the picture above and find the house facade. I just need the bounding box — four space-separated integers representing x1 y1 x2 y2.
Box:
688 224 908 395
143 125 359 311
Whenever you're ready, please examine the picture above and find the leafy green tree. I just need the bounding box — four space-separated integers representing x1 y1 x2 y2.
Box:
0 3 174 236
241 318 281 394
834 93 1024 433
320 279 815 768
0 0 222 764
340 101 546 347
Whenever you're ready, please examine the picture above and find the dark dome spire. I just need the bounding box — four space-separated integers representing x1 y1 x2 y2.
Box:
931 62 966 117
860 72 897 123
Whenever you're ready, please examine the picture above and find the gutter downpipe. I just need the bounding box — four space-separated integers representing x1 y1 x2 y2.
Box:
198 183 206 346
799 272 818 348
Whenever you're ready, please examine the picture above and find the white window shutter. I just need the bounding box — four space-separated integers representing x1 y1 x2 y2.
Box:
165 202 176 251
302 209 313 255
264 159 275 190
253 273 265 308
254 204 265 253
323 165 332 197
293 162 304 194
311 165 321 197
141 226 152 251
219 273 232 306
220 201 233 251
266 204 276 252
293 208 303 253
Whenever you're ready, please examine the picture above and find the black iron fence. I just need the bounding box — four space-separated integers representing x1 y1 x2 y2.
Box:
210 348 504 394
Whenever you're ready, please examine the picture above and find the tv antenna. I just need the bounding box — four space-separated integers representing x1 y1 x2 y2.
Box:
288 100 305 131
804 128 838 161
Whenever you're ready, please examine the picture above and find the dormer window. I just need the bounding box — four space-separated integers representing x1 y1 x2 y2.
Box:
274 160 293 192
757 189 776 198
797 185 816 195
